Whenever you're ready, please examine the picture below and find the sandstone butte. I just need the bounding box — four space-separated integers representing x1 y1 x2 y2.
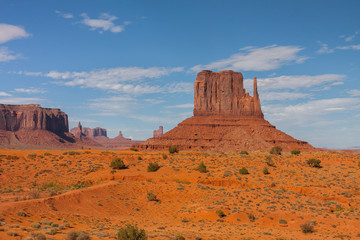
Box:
138 70 314 152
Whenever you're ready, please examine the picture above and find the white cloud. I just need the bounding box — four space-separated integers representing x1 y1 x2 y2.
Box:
166 82 193 93
0 47 21 62
191 45 307 72
0 97 44 104
88 96 138 116
345 35 355 42
263 97 360 124
55 10 74 19
80 13 130 33
0 92 11 97
336 45 360 51
166 103 194 108
0 23 30 44
13 88 46 94
261 92 311 101
317 42 334 54
348 89 360 96
245 74 345 91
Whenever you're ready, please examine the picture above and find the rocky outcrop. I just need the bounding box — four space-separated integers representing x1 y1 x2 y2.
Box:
0 104 68 134
136 70 313 152
194 70 263 118
70 122 107 139
153 126 163 138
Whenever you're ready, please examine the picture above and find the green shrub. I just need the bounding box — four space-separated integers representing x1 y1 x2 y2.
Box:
137 156 142 160
247 213 256 222
291 149 301 155
279 219 287 224
44 152 52 156
28 153 37 159
169 146 179 154
270 146 282 155
66 230 90 240
162 154 168 160
147 191 158 202
175 235 185 240
110 158 127 170
263 166 270 175
130 147 139 152
239 151 249 155
306 159 322 168
45 227 57 235
216 210 226 218
358 161 360 168
239 167 249 175
31 221 41 229
300 221 314 233
147 162 160 172
117 224 147 240
31 232 47 240
265 156 275 167
196 162 208 173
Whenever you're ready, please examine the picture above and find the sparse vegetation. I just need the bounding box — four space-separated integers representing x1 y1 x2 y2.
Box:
28 153 37 159
162 153 168 160
130 147 139 151
66 230 90 240
247 213 256 222
216 210 226 218
196 161 208 173
306 158 322 168
239 150 249 155
31 232 47 240
300 221 315 233
31 221 41 229
291 149 301 155
147 191 158 202
169 145 179 154
265 156 275 167
147 162 160 172
270 146 282 155
263 166 270 175
239 167 249 175
117 224 147 240
110 158 127 169
279 219 287 224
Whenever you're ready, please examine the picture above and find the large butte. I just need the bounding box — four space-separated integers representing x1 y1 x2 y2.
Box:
137 70 313 152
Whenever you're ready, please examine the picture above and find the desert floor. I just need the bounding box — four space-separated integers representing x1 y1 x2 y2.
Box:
0 148 359 239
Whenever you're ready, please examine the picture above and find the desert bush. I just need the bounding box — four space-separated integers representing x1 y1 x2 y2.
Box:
300 221 314 233
175 235 185 240
147 162 160 172
45 227 57 235
117 224 147 240
270 146 282 155
29 189 40 199
130 147 139 152
279 219 287 224
44 152 52 156
216 210 226 218
358 161 360 168
31 232 47 240
306 159 322 168
137 156 142 160
147 191 158 202
291 149 301 155
66 230 90 240
168 146 179 154
265 156 275 167
6 231 19 236
28 153 37 159
31 221 41 229
239 167 249 175
162 154 168 160
17 211 28 217
247 213 256 222
239 150 249 155
196 162 208 173
263 166 270 175
110 158 127 170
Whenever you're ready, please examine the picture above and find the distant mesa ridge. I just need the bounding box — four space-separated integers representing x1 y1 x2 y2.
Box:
153 126 163 138
136 70 314 152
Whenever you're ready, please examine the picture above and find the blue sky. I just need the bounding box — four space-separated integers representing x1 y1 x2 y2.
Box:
0 0 359 149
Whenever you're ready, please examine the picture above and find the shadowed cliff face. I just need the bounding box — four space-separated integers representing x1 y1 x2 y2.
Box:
0 104 69 134
194 70 263 118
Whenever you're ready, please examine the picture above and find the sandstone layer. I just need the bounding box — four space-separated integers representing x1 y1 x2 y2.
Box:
153 126 163 138
137 70 313 152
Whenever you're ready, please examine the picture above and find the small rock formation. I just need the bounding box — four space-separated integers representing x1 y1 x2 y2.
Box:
70 123 143 149
0 104 69 134
136 70 314 152
153 126 163 138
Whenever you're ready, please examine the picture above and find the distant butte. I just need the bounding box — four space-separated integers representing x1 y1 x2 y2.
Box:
137 70 314 152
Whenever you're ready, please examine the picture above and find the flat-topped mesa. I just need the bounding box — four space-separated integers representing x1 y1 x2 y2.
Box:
0 104 69 134
193 70 263 118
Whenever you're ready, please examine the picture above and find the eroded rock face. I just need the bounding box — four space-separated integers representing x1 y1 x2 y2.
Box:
153 126 163 138
0 104 69 134
194 70 263 118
